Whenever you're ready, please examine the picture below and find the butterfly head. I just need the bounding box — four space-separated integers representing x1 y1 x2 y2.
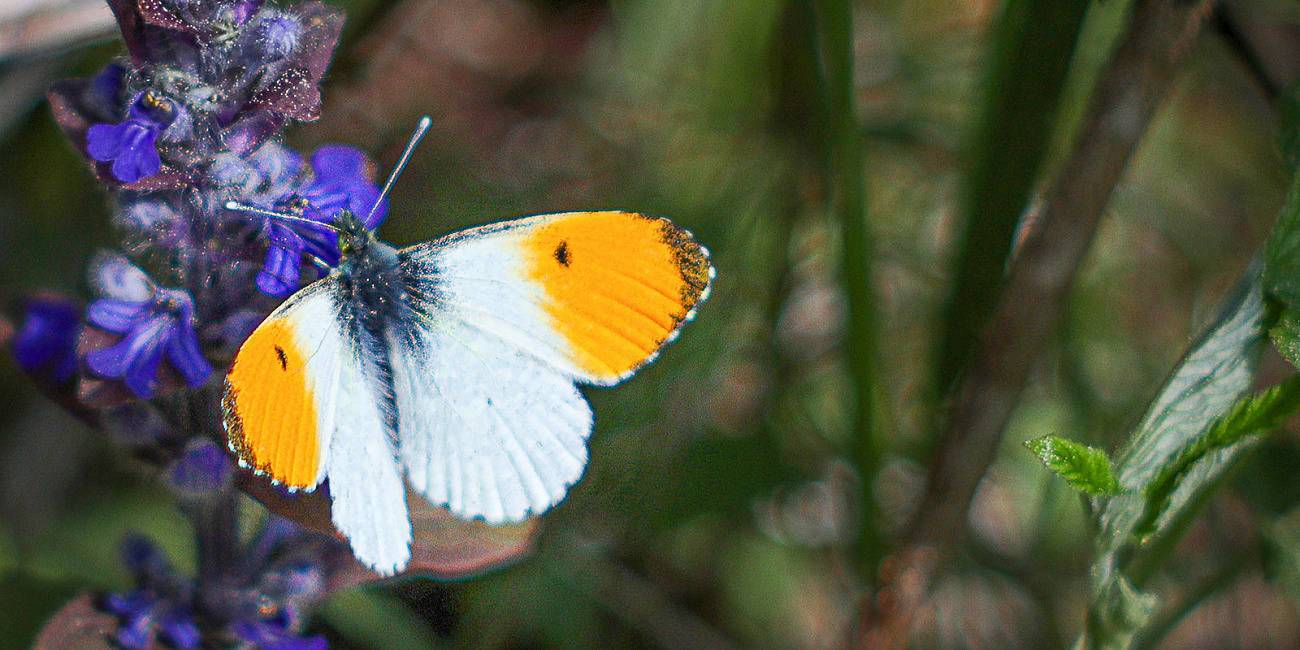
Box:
334 210 378 259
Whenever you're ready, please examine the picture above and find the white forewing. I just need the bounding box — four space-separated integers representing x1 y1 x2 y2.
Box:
279 279 412 575
404 220 600 381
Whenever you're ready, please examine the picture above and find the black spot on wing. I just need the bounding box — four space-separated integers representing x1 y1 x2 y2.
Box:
555 240 571 267
274 345 288 370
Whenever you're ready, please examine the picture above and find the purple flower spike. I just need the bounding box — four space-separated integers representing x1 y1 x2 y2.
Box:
10 296 80 383
87 92 177 184
83 256 212 398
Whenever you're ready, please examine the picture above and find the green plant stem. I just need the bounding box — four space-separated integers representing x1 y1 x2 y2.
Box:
935 0 1090 394
812 0 880 575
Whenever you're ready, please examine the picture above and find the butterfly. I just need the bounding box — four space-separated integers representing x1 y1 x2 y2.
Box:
220 124 714 576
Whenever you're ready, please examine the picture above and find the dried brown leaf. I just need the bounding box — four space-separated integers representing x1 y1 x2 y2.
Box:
30 593 117 650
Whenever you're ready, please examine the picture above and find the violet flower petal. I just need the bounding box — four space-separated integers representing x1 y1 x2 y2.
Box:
90 253 154 302
109 126 162 183
308 144 365 179
159 609 201 649
256 271 297 298
164 323 213 387
11 297 80 382
168 439 234 497
85 314 170 396
123 328 166 398
86 123 127 161
86 299 149 332
115 611 155 650
102 591 152 618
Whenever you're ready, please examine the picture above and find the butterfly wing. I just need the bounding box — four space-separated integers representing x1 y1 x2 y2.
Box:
223 277 412 575
391 211 713 523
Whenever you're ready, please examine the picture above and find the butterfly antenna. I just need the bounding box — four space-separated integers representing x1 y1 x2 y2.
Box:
223 201 345 234
366 115 432 224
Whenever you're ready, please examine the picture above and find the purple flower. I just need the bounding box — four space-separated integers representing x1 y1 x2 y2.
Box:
103 536 200 650
296 145 387 228
83 255 212 398
245 2 344 121
232 619 327 650
213 141 304 207
248 145 386 297
103 590 201 650
168 439 235 498
86 92 178 184
10 296 80 383
258 12 303 60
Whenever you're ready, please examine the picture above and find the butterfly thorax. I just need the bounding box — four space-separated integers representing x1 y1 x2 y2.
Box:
331 211 409 336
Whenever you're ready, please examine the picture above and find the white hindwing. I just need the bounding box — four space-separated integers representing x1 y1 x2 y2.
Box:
391 231 594 524
287 279 412 575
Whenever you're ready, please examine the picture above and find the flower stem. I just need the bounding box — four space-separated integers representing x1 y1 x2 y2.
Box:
812 0 881 574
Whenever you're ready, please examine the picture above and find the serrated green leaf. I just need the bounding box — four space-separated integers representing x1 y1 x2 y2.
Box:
1025 435 1121 496
1133 375 1300 541
1272 309 1300 370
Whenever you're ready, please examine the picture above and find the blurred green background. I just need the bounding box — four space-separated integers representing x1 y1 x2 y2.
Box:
3 0 1300 648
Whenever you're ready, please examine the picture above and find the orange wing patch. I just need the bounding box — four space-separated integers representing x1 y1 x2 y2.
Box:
223 318 322 490
524 211 712 380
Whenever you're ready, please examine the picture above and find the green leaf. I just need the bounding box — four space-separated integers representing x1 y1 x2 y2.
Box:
1098 268 1267 548
1078 268 1268 650
1025 435 1121 496
1133 375 1300 541
1265 172 1300 312
1279 80 1300 170
1271 309 1300 370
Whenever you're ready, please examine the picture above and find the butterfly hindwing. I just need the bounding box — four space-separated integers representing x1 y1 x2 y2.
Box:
391 211 713 523
387 320 592 523
224 278 412 575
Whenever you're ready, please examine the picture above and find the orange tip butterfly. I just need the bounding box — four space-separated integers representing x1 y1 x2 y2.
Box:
221 118 714 575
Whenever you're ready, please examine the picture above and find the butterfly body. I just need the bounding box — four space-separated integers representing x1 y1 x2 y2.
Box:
223 211 713 575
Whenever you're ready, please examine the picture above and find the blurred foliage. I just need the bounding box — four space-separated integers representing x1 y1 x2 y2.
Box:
6 0 1300 648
